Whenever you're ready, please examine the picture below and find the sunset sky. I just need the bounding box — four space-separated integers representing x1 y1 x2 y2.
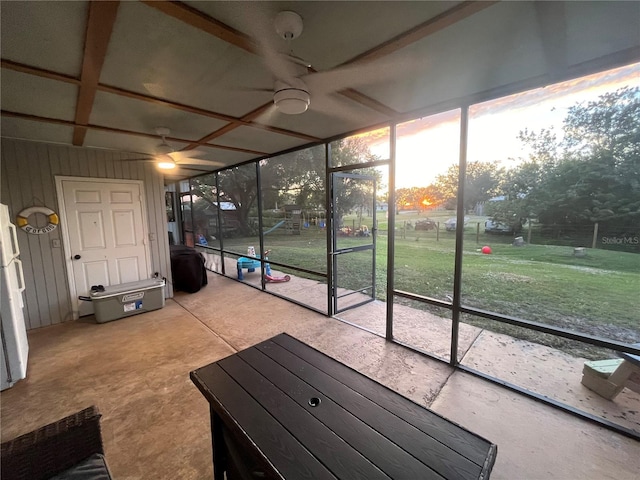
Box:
363 62 640 190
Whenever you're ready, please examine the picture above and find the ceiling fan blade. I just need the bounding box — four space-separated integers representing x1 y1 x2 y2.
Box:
169 149 210 159
251 103 280 126
309 93 367 124
176 158 225 167
230 86 274 93
305 53 422 95
161 167 204 178
173 164 211 172
233 3 300 84
120 157 154 162
262 48 303 86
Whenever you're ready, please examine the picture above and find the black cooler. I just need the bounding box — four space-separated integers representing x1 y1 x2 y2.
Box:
170 245 208 293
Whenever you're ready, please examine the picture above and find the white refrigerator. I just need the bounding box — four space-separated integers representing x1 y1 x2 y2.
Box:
1 203 29 390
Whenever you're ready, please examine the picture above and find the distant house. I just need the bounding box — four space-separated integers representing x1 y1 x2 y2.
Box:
214 201 237 211
377 203 389 212
475 195 511 215
187 200 241 241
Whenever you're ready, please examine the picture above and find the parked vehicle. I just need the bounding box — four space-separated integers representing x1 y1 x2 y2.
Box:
445 216 469 231
414 218 436 231
485 220 520 234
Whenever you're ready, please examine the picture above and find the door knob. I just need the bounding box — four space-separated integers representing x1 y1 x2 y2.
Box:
73 254 81 260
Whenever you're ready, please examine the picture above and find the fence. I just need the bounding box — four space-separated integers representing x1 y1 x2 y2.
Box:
393 221 639 252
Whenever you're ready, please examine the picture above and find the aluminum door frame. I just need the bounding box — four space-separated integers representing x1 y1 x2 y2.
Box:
330 172 377 314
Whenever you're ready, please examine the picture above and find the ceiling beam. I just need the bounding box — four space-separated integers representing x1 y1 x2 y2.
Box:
1 110 267 156
141 0 258 55
1 58 321 146
188 124 244 149
2 110 75 128
150 1 497 143
242 118 318 142
184 103 274 149
337 89 398 117
3 0 497 154
97 83 240 122
97 84 318 142
141 2 289 147
0 59 319 143
302 66 400 117
315 2 499 115
147 2 398 144
72 1 120 146
1 59 81 85
344 1 499 65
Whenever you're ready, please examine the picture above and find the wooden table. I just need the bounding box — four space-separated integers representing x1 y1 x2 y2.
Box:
191 333 497 479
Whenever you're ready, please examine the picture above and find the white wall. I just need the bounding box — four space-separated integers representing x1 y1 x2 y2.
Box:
0 138 173 330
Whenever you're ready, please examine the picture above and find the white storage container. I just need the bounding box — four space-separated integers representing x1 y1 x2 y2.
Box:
90 278 165 323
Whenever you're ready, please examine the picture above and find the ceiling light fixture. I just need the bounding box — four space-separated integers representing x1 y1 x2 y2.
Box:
274 87 310 114
156 155 176 170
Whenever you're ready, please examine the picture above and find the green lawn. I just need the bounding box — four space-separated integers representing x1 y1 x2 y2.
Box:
215 212 640 358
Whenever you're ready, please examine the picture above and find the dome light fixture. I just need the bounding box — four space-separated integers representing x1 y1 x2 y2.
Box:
274 11 304 40
274 87 310 114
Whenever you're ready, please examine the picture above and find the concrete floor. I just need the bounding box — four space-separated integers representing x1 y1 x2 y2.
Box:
1 273 639 479
218 251 640 433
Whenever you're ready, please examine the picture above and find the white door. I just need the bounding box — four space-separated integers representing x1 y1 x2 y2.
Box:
59 179 150 317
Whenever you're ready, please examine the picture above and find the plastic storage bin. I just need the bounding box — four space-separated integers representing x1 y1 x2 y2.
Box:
90 278 165 323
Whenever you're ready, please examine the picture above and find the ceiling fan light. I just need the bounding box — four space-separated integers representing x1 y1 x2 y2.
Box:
274 88 310 114
156 155 176 169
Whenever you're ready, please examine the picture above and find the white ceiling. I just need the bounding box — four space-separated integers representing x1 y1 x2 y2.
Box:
1 1 639 182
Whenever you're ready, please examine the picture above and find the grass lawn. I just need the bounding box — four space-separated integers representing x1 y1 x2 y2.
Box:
215 211 640 358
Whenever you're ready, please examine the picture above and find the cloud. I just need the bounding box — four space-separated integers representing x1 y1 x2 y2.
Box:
470 62 639 118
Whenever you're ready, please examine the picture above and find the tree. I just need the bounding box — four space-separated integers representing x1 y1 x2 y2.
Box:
189 167 259 236
434 161 504 213
260 146 326 211
421 185 445 209
557 87 640 230
563 87 640 161
484 160 544 229
395 187 423 211
330 137 383 224
331 136 380 167
500 87 640 235
394 185 444 212
190 137 383 236
216 165 260 235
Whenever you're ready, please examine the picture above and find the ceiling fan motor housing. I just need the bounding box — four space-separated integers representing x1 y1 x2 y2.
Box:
274 88 310 114
156 143 173 155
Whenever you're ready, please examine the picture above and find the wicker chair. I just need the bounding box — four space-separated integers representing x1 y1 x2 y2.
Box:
0 405 113 480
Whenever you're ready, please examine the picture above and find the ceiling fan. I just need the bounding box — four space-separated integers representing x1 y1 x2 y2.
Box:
239 9 416 122
127 127 223 171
